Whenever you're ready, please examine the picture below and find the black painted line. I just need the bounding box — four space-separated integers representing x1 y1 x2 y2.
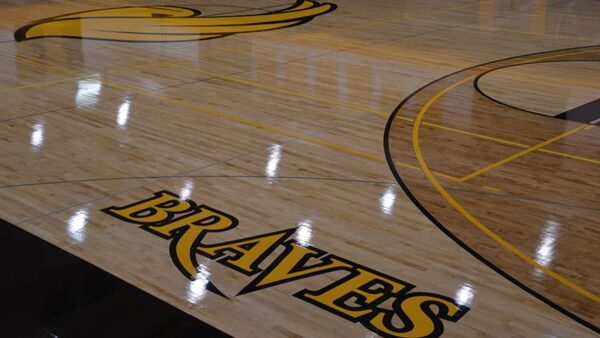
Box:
555 98 600 124
0 174 360 189
0 175 393 189
169 3 295 15
383 45 600 334
473 60 600 122
0 218 231 338
1 0 565 124
3 173 600 213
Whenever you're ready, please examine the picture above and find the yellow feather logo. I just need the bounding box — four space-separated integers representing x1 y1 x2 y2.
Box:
15 0 336 42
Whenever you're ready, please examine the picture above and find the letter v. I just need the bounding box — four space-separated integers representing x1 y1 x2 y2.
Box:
237 241 353 295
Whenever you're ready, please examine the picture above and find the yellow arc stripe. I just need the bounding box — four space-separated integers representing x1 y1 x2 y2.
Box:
513 47 600 65
411 75 600 303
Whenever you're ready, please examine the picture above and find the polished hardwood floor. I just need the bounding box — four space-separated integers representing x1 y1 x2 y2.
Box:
0 1 598 337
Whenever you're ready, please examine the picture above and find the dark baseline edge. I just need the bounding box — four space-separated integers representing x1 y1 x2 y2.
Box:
382 45 600 334
0 217 232 337
555 97 600 124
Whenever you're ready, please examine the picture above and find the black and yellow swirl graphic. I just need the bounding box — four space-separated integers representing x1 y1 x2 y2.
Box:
15 1 336 42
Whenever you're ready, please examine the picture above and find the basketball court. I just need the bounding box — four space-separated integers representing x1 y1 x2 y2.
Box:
0 1 598 337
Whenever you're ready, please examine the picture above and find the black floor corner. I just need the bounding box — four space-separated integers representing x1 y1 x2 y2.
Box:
555 98 600 124
0 218 232 338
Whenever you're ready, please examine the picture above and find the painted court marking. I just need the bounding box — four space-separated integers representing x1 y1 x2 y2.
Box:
409 48 600 303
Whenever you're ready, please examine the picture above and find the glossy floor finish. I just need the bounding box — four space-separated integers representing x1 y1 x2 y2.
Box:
0 1 598 337
386 46 600 331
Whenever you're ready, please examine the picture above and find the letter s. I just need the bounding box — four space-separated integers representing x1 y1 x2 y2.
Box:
365 292 469 338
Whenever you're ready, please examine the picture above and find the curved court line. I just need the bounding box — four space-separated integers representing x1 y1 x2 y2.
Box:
1 47 597 166
384 45 600 334
0 169 600 212
6 22 600 331
0 50 464 186
473 59 600 117
4 174 600 212
166 60 600 166
4 24 600 167
411 77 599 303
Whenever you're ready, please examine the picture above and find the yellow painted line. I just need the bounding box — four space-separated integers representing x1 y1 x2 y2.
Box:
18 1 333 42
0 57 427 183
2 44 598 172
422 122 528 147
313 0 493 36
90 87 457 181
3 39 228 93
459 125 588 182
417 103 593 170
7 30 600 301
514 47 600 66
98 76 460 180
166 62 391 118
103 79 462 182
412 77 600 303
0 51 456 181
481 185 501 192
3 42 598 184
9 40 598 302
0 45 253 94
486 65 600 90
13 54 77 74
411 15 600 45
0 59 172 94
538 148 600 165
0 77 77 94
168 61 600 166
